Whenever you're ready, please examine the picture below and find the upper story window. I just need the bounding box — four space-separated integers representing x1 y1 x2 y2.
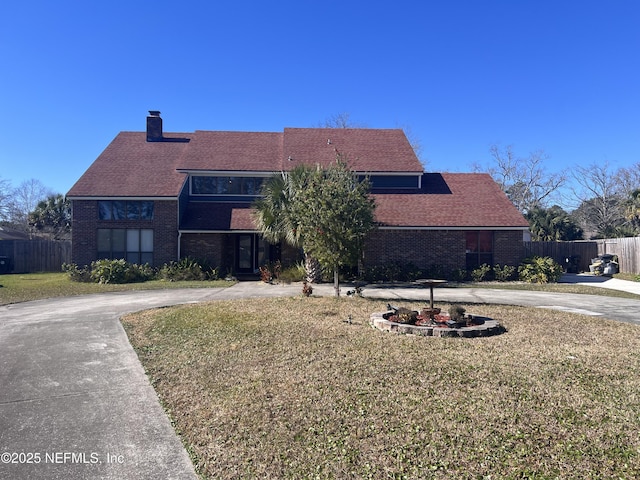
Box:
359 175 421 189
98 200 154 220
191 176 264 195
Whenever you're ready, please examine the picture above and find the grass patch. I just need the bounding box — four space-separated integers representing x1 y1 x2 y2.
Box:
444 280 640 299
0 273 233 306
122 297 640 479
615 272 639 282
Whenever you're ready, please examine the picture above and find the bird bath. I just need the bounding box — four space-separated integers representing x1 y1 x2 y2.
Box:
369 278 505 337
413 279 447 310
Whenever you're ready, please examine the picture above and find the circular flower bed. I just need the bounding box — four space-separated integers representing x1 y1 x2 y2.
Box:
370 310 506 338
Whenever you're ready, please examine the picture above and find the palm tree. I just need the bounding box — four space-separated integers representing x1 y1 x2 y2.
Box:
624 189 640 234
253 166 323 282
28 194 71 240
526 206 582 241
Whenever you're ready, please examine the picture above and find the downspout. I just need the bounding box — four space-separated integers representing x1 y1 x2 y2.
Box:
177 231 182 260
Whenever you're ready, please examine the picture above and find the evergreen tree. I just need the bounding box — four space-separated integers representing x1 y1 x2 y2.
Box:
28 194 71 240
254 155 376 295
526 206 583 241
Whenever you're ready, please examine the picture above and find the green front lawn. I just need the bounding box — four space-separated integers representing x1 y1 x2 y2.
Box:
0 273 233 306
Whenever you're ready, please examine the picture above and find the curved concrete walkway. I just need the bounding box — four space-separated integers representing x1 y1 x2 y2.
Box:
1 276 639 479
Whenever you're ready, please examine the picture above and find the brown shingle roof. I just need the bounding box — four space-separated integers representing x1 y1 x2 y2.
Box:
283 128 422 172
68 127 423 198
67 127 526 230
178 131 284 172
67 132 191 197
179 174 527 231
373 173 529 228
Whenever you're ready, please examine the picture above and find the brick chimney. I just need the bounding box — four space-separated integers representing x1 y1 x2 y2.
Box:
146 110 163 142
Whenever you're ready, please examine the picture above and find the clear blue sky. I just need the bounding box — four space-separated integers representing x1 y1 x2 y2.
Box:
1 0 638 197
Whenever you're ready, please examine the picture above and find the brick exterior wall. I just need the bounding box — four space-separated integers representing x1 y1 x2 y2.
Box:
364 229 525 271
364 229 466 270
72 199 526 274
180 233 301 273
493 230 526 266
181 233 233 270
71 199 178 267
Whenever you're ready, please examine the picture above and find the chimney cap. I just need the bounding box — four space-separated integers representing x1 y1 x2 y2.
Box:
148 110 161 116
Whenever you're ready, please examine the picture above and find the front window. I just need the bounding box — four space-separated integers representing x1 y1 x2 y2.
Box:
466 231 493 270
97 228 154 264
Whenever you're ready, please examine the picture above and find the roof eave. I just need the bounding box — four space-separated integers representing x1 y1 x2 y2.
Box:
377 225 530 231
67 195 178 201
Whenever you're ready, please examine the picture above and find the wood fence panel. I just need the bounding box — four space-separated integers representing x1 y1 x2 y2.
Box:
525 238 640 275
0 240 71 273
523 241 598 273
596 237 640 275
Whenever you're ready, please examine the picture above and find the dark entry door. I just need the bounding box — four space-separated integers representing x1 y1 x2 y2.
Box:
236 234 280 274
237 234 254 273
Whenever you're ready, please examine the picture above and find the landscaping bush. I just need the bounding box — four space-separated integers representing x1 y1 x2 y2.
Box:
380 262 402 282
361 264 386 282
518 256 563 283
448 268 469 282
90 259 155 284
361 262 426 282
279 262 306 284
158 257 213 281
259 260 281 283
62 263 92 283
493 263 517 282
421 264 447 280
65 258 220 284
448 304 466 321
470 263 493 282
361 262 477 283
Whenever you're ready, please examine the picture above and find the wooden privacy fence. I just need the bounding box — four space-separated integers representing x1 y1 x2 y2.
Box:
0 240 72 274
523 241 598 273
524 237 640 275
596 237 640 275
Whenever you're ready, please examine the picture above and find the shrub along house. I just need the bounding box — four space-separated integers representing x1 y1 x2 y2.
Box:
67 112 529 277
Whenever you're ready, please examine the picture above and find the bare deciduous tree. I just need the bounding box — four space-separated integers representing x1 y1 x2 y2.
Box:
571 161 626 238
396 124 425 166
615 162 640 198
477 145 567 214
0 176 12 222
7 179 54 235
318 112 367 129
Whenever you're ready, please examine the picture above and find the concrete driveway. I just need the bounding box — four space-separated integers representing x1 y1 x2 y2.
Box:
1 278 639 479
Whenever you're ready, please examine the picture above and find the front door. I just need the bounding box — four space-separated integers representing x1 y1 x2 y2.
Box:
237 234 255 273
236 234 279 274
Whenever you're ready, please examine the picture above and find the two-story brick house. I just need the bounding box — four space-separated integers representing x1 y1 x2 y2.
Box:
67 112 529 276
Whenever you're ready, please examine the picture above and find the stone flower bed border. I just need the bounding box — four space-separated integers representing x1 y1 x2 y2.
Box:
369 311 506 338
